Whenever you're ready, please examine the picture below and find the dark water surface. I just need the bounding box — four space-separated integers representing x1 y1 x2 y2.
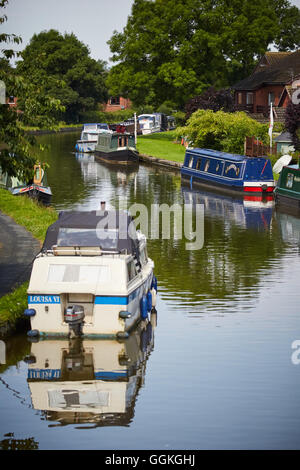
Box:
1 132 300 450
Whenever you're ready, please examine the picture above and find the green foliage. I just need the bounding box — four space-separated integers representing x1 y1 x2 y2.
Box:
0 282 28 326
176 109 268 154
107 0 300 109
79 109 135 124
17 29 108 123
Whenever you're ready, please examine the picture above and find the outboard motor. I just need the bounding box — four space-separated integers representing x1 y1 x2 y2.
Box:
64 305 85 338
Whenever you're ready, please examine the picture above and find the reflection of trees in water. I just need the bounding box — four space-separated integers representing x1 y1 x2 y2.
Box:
0 434 38 450
149 213 287 303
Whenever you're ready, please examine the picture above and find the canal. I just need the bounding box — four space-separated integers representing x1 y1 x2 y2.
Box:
0 132 300 450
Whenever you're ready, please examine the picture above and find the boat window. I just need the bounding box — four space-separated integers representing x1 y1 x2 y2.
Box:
127 260 137 282
195 159 201 170
224 162 241 178
188 157 194 168
118 136 128 147
286 173 294 189
204 160 210 172
57 228 119 250
48 264 110 283
139 247 148 266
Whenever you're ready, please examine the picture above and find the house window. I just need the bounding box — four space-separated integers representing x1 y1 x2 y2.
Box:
110 96 120 105
268 92 275 105
238 93 243 105
246 92 253 105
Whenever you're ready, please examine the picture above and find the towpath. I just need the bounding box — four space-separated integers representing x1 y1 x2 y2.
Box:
0 211 40 297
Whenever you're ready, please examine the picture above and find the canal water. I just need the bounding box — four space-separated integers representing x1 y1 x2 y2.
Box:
1 132 300 450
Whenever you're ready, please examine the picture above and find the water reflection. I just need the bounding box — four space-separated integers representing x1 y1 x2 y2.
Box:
25 317 156 428
182 185 274 232
276 210 300 246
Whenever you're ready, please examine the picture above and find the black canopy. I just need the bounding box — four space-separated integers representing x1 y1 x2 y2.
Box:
42 210 139 257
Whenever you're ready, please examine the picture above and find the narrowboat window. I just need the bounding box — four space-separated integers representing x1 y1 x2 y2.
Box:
224 162 240 178
195 159 201 170
204 160 210 172
216 163 220 172
127 260 137 282
286 173 294 189
188 157 194 168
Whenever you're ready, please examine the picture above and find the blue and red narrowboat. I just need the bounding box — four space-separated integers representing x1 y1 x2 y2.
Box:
181 148 275 195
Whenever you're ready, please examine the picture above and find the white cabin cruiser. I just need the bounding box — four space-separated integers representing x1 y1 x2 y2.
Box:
24 209 157 338
75 123 112 153
137 114 160 135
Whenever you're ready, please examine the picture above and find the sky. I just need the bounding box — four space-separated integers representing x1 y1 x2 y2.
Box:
1 0 135 64
2 0 300 65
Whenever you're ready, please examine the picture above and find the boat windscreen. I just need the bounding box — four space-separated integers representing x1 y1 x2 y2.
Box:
57 228 119 250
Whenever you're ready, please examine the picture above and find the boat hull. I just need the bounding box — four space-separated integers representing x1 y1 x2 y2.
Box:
75 140 97 153
26 271 154 338
181 173 274 196
10 185 52 205
94 148 139 165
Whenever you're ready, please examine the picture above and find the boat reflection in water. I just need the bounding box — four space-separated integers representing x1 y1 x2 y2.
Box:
182 184 274 231
25 315 156 427
75 152 139 187
276 210 300 245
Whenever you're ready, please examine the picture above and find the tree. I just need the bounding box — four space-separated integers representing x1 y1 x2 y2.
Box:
185 87 234 120
17 30 108 123
0 0 63 179
107 0 300 109
175 109 268 154
285 100 300 151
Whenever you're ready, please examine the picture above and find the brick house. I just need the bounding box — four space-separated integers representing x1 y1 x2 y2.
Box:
104 96 132 112
233 50 300 120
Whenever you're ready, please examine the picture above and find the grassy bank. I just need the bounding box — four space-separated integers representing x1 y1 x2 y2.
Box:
0 189 57 330
137 131 186 163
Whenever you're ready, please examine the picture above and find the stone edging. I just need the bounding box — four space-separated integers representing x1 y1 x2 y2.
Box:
138 153 182 170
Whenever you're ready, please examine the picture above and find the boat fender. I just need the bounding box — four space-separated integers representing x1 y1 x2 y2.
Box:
117 331 129 340
140 295 148 320
119 311 131 320
27 329 39 337
147 290 152 311
151 288 157 308
190 176 193 188
151 275 158 292
24 308 36 317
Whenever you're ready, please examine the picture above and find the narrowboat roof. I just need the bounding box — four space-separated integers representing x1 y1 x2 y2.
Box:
186 148 268 162
42 210 139 256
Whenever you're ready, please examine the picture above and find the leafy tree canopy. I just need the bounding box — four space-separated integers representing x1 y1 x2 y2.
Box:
175 109 268 154
185 87 234 119
107 0 300 109
285 100 300 151
0 0 64 179
17 29 108 122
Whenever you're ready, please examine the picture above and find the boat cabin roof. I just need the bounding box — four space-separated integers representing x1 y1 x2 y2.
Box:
187 148 257 162
42 210 140 257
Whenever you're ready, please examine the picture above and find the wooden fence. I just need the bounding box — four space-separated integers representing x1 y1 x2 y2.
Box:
244 136 276 157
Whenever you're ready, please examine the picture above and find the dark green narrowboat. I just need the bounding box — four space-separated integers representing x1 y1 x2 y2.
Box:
94 131 139 165
274 164 300 212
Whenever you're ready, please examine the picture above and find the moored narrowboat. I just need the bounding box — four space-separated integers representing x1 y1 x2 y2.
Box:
181 148 275 195
0 163 52 205
94 131 139 165
24 209 157 338
274 164 300 212
75 123 112 153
